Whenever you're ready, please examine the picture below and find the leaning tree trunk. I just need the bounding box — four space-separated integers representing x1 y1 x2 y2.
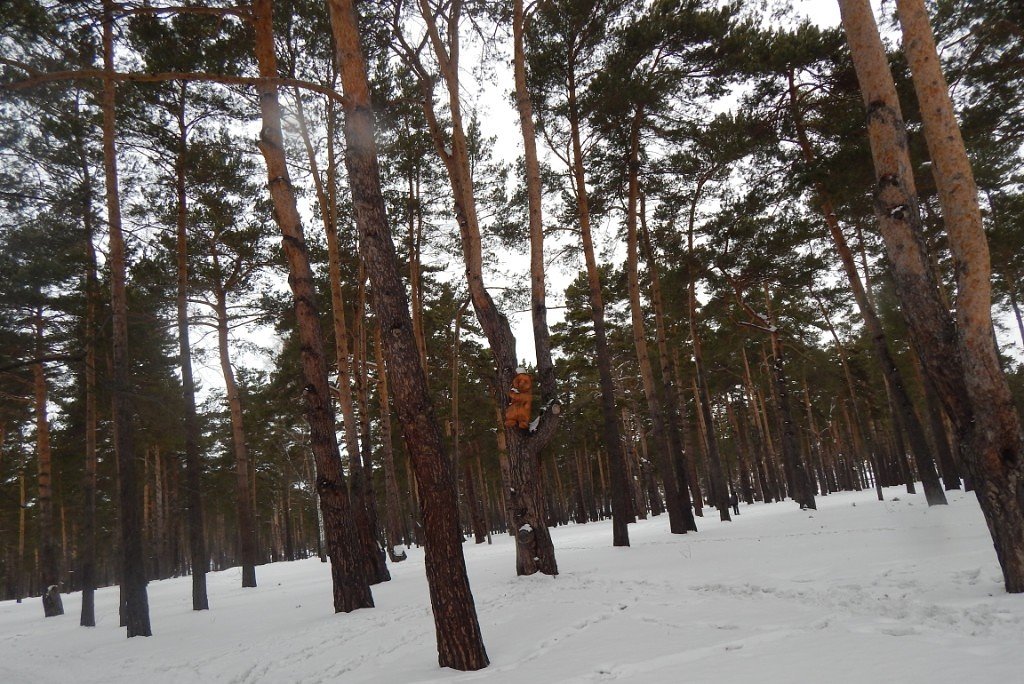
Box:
173 83 209 610
895 0 1024 591
566 58 632 546
841 0 1024 591
102 0 150 637
293 87 388 586
251 0 372 613
788 77 945 505
326 0 488 669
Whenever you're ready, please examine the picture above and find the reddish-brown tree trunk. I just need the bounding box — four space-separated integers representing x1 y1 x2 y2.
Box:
252 0 372 613
103 0 150 636
327 0 488 668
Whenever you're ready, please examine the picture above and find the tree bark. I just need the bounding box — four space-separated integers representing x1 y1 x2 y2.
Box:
33 316 63 618
251 0 372 613
841 0 1024 591
788 75 945 505
895 0 1024 591
639 204 697 530
624 113 690 533
326 0 488 668
213 284 258 587
172 82 209 610
565 43 632 546
103 0 150 637
78 121 100 625
407 0 561 575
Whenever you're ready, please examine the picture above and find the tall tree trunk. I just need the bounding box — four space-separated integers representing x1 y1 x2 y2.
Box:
565 42 632 546
895 0 1024 591
638 198 697 531
326 0 488 668
624 113 689 533
409 0 561 575
251 0 372 613
103 0 150 637
688 182 730 521
172 81 209 610
843 0 1019 589
213 285 258 587
354 285 389 582
293 84 388 586
375 327 407 562
789 76 945 505
33 315 63 618
78 123 100 625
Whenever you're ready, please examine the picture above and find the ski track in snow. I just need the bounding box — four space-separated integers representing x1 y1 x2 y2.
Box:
2 486 1023 683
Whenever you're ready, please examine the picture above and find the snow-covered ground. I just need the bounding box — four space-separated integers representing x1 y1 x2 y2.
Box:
2 486 1022 683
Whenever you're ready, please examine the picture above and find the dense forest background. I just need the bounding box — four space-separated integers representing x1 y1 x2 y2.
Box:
0 0 1022 665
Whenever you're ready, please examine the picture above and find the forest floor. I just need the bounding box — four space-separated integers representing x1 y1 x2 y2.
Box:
2 485 1022 683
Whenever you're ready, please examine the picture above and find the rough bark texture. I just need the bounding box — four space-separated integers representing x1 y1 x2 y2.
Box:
173 84 209 610
895 0 1024 591
103 0 151 637
294 89 389 585
252 0 372 613
327 0 488 669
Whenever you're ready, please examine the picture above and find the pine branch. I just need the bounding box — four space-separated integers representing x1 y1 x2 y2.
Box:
0 61 347 106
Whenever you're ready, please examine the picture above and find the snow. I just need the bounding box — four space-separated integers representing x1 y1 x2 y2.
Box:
2 486 1022 683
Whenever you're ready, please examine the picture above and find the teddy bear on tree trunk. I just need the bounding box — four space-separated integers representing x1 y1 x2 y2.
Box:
504 368 533 430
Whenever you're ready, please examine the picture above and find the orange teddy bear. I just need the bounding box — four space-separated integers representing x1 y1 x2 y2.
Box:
504 368 533 430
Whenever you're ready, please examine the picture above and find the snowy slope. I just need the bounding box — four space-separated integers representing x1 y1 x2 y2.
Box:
2 486 1022 683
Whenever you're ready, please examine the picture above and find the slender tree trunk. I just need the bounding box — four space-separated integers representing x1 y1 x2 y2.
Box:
410 0 561 575
688 186 730 520
789 79 944 505
172 82 208 610
639 198 696 531
895 0 1024 591
33 318 63 618
565 50 631 546
213 286 258 587
327 0 488 668
624 114 689 533
354 289 389 582
294 85 388 585
103 0 150 636
375 327 407 562
79 125 100 625
251 0 372 612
